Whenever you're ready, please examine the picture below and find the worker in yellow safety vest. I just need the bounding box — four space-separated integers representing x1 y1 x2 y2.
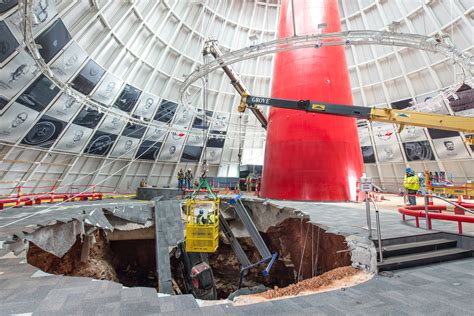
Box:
404 167 420 206
246 174 252 192
207 210 216 224
196 209 206 224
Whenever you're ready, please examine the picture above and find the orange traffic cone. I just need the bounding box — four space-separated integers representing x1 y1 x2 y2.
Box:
225 186 230 195
457 195 463 204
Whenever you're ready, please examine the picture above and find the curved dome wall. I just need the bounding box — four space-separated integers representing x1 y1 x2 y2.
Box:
0 0 472 196
339 0 473 192
0 0 278 195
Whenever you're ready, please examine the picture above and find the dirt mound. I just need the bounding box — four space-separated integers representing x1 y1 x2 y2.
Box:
257 266 360 299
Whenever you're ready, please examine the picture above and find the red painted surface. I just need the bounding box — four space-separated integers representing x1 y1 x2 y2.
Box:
260 0 363 201
398 205 474 234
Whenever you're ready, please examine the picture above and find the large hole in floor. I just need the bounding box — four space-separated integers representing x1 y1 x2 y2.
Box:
26 218 354 300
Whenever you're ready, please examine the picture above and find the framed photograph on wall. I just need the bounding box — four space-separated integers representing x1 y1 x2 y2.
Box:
109 135 137 159
21 115 66 148
99 111 127 134
403 141 435 161
154 99 177 123
181 145 203 162
84 131 117 156
91 73 123 106
158 132 185 161
133 92 159 120
55 124 93 153
45 93 82 121
0 21 19 64
73 106 104 129
16 75 60 112
71 59 105 95
0 0 17 14
0 49 37 100
432 136 470 160
205 147 223 164
0 103 39 143
113 84 142 113
35 19 71 63
135 140 162 161
361 146 376 163
49 41 88 82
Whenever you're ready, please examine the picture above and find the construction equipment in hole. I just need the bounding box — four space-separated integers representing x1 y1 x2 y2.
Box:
184 177 278 288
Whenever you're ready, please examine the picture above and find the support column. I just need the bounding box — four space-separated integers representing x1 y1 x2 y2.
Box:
260 0 363 201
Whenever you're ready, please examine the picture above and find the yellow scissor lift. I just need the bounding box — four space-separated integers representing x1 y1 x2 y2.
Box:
185 178 220 253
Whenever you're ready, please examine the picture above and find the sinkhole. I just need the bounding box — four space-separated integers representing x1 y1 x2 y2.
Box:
26 217 360 301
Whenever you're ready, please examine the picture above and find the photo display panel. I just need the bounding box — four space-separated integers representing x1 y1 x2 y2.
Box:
205 147 223 164
210 112 229 132
21 114 65 148
192 109 213 129
113 84 141 113
357 122 372 147
136 140 162 160
45 93 82 121
91 73 123 106
109 135 137 159
98 112 127 134
403 141 435 161
181 145 203 162
144 123 167 142
71 59 105 95
448 84 474 116
0 21 19 64
4 1 57 37
372 122 403 162
133 92 158 120
31 0 57 34
361 146 376 163
55 124 93 153
35 18 71 63
399 125 427 143
73 106 104 129
0 0 17 13
207 131 226 148
0 49 38 100
155 99 177 123
173 105 194 127
187 129 204 146
122 120 146 139
49 41 88 82
427 128 459 139
158 131 185 161
391 98 413 110
84 130 117 156
16 74 60 112
432 136 470 159
0 102 39 143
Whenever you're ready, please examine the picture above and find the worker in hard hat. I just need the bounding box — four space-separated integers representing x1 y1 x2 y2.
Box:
207 210 216 224
185 168 193 189
404 167 420 205
177 168 185 190
196 209 205 224
246 174 252 192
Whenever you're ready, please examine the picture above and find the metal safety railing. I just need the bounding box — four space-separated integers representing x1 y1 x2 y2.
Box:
423 193 474 230
365 194 383 263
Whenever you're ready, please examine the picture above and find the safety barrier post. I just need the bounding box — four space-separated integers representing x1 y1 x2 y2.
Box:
16 185 22 206
424 193 430 229
91 185 96 201
50 186 55 203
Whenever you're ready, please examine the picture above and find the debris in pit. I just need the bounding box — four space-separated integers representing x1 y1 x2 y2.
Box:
227 284 270 301
27 231 118 282
234 266 366 303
